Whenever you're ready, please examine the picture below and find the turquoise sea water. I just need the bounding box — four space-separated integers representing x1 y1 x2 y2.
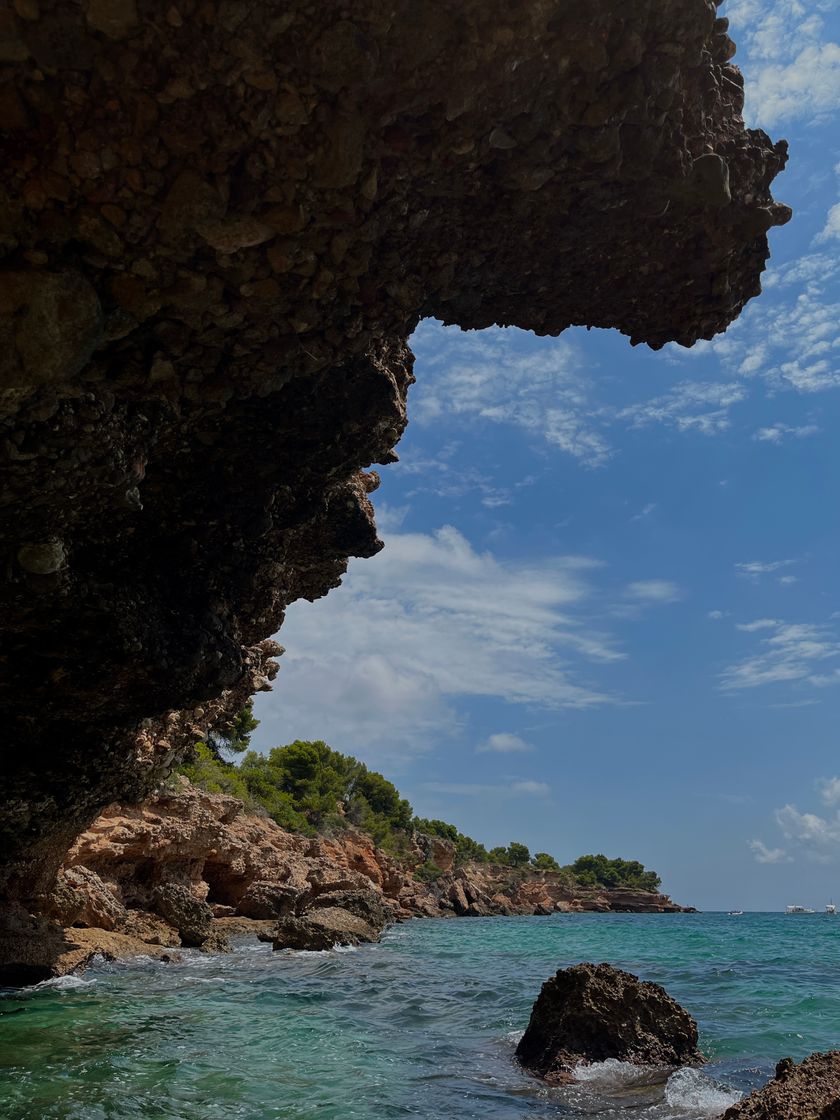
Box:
2 912 839 1120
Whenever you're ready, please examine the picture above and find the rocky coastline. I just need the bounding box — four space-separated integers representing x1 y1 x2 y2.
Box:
1 778 693 983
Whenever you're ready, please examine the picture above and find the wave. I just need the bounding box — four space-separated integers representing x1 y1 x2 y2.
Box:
663 1068 742 1113
31 973 96 992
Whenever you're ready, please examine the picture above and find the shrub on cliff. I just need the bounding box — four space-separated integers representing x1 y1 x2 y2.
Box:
531 852 561 872
566 854 661 893
178 743 252 802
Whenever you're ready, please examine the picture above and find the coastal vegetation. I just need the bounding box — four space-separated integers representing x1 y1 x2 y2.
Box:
177 710 661 892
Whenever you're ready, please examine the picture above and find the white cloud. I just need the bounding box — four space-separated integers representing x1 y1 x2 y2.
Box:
511 780 550 796
477 733 533 755
411 322 613 468
624 580 682 604
776 803 840 849
707 609 727 620
753 423 819 443
616 382 746 435
721 619 840 692
420 780 548 798
630 502 657 522
727 1 840 127
736 618 781 632
746 42 840 126
815 201 840 243
749 838 790 864
819 777 840 807
253 525 626 759
735 559 798 577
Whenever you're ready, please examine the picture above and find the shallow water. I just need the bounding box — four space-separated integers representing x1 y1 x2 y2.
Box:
1 912 838 1119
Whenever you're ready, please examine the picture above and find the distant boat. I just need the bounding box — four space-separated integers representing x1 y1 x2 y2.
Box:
827 902 837 915
785 904 816 914
727 910 744 916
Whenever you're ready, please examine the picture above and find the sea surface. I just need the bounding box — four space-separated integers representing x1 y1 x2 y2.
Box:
2 912 838 1120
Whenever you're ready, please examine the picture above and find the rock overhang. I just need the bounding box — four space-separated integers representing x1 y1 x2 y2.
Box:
0 0 789 915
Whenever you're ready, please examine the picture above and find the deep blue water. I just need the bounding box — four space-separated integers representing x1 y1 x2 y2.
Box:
2 912 839 1119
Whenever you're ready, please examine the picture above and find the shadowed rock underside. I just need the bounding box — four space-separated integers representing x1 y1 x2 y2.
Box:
0 0 788 928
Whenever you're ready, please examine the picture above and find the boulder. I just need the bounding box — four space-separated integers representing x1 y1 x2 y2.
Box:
152 883 213 947
272 906 382 952
307 889 392 932
48 867 126 931
236 881 301 920
722 1053 840 1119
516 962 703 1083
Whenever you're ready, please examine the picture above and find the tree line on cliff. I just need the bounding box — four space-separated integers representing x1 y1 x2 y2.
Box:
176 704 661 893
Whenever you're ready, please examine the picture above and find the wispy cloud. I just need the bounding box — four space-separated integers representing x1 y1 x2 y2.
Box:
411 323 613 468
476 733 533 755
254 525 628 760
753 423 819 443
749 838 791 864
615 382 746 435
728 0 840 127
735 559 798 578
721 619 840 692
511 780 550 796
420 780 549 798
624 580 682 604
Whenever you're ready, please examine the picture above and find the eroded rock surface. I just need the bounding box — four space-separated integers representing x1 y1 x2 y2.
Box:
722 1053 840 1120
273 890 391 951
0 782 695 979
515 962 703 1083
0 0 789 927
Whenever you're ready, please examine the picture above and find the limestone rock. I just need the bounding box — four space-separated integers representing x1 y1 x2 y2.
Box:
515 962 704 1083
722 1053 840 1120
152 883 213 948
272 906 382 951
237 881 301 920
307 888 393 931
48 866 125 931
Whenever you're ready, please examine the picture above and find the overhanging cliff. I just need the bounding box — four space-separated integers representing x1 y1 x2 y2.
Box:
0 0 788 918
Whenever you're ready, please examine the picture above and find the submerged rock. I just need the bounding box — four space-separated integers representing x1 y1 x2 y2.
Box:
722 1052 840 1119
516 962 703 1083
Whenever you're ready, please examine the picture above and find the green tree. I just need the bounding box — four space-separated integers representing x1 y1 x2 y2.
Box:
569 853 662 893
205 701 259 761
531 852 561 872
507 842 531 867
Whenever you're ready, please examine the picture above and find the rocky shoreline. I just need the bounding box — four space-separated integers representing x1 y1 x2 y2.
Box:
0 779 693 984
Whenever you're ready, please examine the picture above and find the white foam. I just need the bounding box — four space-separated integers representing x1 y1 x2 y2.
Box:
574 1058 658 1089
663 1068 742 1114
31 974 96 992
505 1028 525 1045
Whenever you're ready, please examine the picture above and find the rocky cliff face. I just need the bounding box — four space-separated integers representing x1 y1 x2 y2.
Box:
0 780 691 979
0 2 788 930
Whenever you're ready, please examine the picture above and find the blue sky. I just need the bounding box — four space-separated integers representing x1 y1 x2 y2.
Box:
254 0 840 911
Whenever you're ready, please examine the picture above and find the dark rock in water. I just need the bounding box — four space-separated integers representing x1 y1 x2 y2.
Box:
516 962 703 1083
273 905 384 951
721 1052 840 1119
